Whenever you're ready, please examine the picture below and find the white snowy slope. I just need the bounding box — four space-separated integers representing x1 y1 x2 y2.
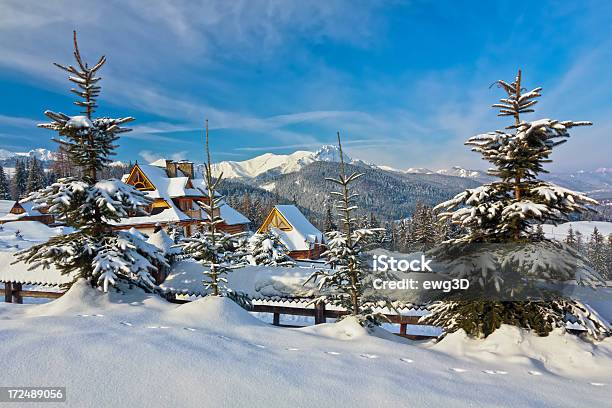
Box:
0 281 609 408
543 221 612 241
210 145 351 179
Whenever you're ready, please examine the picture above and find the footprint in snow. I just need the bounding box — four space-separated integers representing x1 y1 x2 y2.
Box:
93 314 104 317
483 370 508 375
252 344 266 349
77 314 90 317
590 382 605 387
285 347 300 351
325 351 341 356
360 354 379 359
450 368 468 373
183 327 197 332
120 321 133 327
147 326 170 329
400 358 414 364
528 371 542 376
218 335 231 341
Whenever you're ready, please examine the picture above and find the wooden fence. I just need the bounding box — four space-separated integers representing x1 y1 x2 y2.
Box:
168 297 435 340
1 284 436 340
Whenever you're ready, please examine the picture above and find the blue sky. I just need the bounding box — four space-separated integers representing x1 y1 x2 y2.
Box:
0 0 610 171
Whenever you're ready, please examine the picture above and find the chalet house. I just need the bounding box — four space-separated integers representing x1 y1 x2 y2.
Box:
0 200 54 225
115 159 250 236
258 205 325 260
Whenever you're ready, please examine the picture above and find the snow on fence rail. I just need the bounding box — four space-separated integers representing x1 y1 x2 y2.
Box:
166 295 436 340
0 283 438 340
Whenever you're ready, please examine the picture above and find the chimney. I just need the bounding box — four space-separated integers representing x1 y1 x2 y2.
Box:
165 160 178 178
177 160 194 179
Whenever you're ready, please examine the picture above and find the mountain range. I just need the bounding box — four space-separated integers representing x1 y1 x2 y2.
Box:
0 148 55 167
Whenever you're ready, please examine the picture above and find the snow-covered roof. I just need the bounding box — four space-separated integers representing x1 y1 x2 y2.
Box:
147 229 180 255
0 200 16 217
119 162 248 227
0 200 44 222
111 206 191 227
267 205 323 251
201 202 250 225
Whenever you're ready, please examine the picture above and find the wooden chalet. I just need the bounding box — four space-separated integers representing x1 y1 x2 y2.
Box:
258 205 325 260
0 200 54 225
116 159 250 236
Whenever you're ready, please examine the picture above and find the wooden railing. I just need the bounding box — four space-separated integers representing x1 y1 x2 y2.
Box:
1 282 63 304
167 297 435 340
1 284 436 340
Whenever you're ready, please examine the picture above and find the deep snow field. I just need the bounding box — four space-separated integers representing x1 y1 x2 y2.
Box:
0 281 610 408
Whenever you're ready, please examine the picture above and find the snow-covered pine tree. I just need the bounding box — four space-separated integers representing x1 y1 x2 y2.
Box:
323 200 337 232
565 225 576 247
26 157 46 194
574 230 585 254
15 32 167 292
166 222 185 244
406 202 439 251
587 227 606 277
424 70 609 339
0 165 10 200
605 234 612 281
305 132 383 326
246 230 294 266
179 120 246 302
12 159 27 200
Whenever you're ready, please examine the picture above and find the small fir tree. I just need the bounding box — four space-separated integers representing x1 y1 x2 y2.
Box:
424 70 609 339
12 159 27 200
587 227 606 277
305 132 382 326
0 165 10 200
26 157 46 194
15 32 167 292
246 230 294 266
179 120 246 301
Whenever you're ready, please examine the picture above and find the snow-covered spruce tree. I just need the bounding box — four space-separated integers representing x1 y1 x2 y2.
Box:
0 165 10 200
423 70 609 339
305 132 383 326
179 120 247 304
26 157 46 194
565 225 576 247
246 230 294 266
15 32 167 292
605 234 612 281
323 200 337 232
406 202 440 251
587 227 606 278
12 159 27 200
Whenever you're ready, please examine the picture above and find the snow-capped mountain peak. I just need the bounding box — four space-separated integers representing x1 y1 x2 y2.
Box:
313 144 351 163
0 148 54 162
211 145 350 179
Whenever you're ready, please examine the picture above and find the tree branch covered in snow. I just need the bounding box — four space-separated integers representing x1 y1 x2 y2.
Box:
306 132 384 326
15 32 164 292
424 70 608 340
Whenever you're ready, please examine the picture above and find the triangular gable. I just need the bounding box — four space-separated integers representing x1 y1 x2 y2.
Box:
258 207 292 233
125 164 156 191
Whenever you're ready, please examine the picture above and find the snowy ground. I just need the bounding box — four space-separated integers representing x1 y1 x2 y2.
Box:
0 282 610 408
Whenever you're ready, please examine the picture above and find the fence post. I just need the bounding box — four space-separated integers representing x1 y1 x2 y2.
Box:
4 282 12 303
13 282 23 304
314 301 326 325
273 312 280 326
